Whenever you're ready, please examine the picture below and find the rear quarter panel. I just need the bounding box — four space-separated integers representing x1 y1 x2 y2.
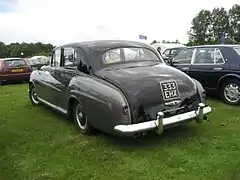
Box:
215 47 240 87
221 47 240 71
68 75 131 134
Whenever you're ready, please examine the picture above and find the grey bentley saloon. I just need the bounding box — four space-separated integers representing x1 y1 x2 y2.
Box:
28 40 212 137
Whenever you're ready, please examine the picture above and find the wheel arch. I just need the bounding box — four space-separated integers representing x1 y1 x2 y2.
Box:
67 95 81 119
29 79 36 88
217 74 240 91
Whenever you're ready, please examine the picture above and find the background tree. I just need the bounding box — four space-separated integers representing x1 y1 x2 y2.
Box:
229 4 240 43
0 42 8 57
188 4 240 45
0 42 54 58
174 39 180 44
211 7 230 44
150 40 157 45
188 10 213 45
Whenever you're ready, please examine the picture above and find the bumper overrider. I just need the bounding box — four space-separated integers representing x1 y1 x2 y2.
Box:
114 103 212 135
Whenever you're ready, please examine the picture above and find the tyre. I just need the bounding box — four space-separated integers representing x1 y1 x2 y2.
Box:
29 84 40 105
220 78 240 105
72 100 94 135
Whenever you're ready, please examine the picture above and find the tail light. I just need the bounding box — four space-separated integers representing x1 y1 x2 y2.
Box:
1 61 7 72
0 61 2 72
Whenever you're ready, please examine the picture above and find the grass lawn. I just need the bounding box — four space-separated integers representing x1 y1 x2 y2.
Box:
0 83 240 180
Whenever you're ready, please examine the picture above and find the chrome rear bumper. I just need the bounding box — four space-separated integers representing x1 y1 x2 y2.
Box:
114 103 212 135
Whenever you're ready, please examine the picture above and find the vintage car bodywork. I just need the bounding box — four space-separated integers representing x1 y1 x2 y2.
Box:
28 40 212 137
167 45 240 105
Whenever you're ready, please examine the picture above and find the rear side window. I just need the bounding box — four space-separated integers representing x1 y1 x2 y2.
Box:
4 59 26 67
234 47 240 56
194 48 224 64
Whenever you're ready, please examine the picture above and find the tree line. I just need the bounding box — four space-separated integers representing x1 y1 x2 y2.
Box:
0 42 54 58
150 39 180 45
188 4 240 45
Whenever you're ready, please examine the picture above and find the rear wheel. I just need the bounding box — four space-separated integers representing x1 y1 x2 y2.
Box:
29 84 40 105
72 100 94 135
220 78 240 105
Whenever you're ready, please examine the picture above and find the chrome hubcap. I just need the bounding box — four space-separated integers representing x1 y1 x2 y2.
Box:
76 104 87 130
31 88 39 104
224 83 240 103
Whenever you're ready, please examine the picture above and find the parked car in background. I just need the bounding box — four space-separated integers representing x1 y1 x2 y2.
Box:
28 40 212 137
151 42 186 54
167 45 240 105
27 56 51 70
162 47 183 60
0 58 32 85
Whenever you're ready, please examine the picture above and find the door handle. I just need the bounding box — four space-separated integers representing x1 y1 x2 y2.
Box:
182 67 189 71
213 68 222 71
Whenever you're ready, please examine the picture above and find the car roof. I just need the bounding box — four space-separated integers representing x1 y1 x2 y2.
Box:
54 40 156 52
188 44 240 48
0 57 23 61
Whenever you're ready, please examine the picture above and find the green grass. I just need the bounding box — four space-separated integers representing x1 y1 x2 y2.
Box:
0 83 240 180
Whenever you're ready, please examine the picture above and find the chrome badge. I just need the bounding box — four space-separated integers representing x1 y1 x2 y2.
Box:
164 100 181 106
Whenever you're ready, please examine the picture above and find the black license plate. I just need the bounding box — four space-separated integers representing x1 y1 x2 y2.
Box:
160 80 180 100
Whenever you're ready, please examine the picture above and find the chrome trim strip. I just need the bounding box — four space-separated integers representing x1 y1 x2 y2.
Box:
190 48 197 64
38 97 67 114
114 103 212 134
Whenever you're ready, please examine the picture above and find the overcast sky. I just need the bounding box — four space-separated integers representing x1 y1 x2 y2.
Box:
0 0 239 45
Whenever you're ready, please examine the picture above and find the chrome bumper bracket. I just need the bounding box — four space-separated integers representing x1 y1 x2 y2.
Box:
114 103 212 135
156 112 164 135
195 103 206 124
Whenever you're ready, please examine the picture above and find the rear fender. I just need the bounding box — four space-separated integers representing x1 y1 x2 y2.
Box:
67 76 131 134
191 78 205 103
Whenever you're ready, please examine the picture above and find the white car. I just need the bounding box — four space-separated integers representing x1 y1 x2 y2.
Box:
151 42 186 54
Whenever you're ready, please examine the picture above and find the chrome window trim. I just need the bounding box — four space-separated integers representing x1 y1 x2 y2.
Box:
192 48 226 65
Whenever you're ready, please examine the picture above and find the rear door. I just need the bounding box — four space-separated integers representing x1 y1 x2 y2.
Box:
55 47 88 111
170 48 195 75
189 47 226 90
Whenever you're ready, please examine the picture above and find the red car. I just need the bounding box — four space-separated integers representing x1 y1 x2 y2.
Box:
0 58 32 85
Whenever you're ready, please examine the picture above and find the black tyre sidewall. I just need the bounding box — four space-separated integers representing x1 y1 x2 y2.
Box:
72 101 92 135
29 84 39 106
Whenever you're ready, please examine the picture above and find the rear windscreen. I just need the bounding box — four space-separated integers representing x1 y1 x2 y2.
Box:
5 59 26 67
234 47 240 56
